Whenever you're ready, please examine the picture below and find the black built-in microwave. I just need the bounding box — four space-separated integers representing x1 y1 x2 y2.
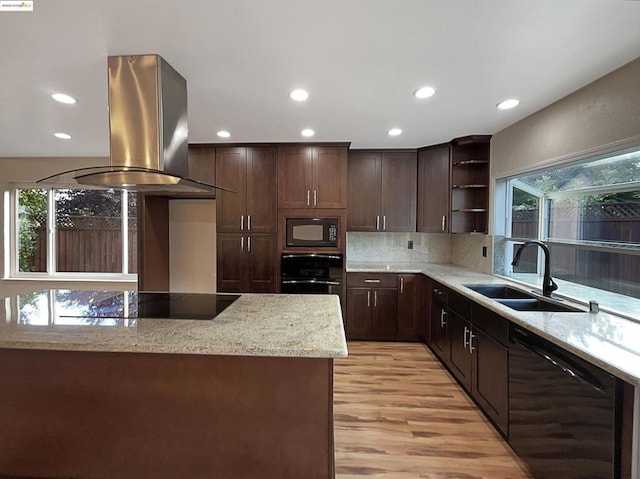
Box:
285 217 338 248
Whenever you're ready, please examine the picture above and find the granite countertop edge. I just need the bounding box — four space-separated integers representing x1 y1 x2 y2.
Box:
347 261 640 387
0 294 348 359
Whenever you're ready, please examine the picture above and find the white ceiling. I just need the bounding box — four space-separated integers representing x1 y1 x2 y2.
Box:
1 0 640 157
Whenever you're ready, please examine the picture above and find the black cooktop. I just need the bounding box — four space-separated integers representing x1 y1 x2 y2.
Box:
56 292 241 321
133 292 241 320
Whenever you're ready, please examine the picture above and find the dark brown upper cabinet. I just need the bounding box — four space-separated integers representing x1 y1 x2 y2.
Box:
347 150 417 232
450 135 491 234
417 144 451 233
277 145 347 209
216 146 277 234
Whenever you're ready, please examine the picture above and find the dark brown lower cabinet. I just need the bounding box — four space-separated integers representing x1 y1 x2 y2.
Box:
346 273 424 341
427 282 508 436
217 233 277 293
429 283 448 361
397 274 423 341
346 286 397 340
447 310 472 391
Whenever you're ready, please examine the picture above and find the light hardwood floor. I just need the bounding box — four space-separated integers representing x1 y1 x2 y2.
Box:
333 341 534 479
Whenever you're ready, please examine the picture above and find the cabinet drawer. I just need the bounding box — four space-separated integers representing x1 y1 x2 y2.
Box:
471 303 508 347
448 290 471 318
347 272 398 288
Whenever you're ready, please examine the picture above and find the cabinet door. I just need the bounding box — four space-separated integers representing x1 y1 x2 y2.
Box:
380 151 417 232
247 234 277 293
312 146 347 208
216 234 247 293
448 310 472 391
430 297 448 361
417 144 450 233
346 288 371 339
216 148 247 233
472 328 508 435
347 151 381 231
246 147 277 233
397 274 420 341
277 146 313 208
371 288 398 340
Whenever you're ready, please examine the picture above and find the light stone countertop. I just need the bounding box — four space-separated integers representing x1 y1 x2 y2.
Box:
0 292 348 359
347 261 640 387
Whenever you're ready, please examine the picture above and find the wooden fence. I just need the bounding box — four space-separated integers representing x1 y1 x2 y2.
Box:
512 203 640 298
26 218 137 273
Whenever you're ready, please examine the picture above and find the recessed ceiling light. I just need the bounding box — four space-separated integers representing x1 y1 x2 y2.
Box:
290 89 309 102
51 93 77 104
497 99 520 110
217 130 231 138
54 132 71 140
301 128 315 137
413 86 436 99
388 128 402 136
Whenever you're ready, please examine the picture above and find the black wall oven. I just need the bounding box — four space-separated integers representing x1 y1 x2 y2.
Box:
280 253 344 306
285 217 338 248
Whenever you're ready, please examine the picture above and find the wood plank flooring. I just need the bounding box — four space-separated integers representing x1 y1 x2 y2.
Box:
334 341 534 479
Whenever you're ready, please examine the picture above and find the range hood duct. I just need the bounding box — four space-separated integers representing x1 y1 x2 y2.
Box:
39 54 228 193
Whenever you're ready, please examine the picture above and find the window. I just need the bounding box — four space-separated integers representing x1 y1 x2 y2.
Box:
13 188 137 278
495 146 640 303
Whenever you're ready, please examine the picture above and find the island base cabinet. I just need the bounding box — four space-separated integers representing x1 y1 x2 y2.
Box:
0 349 335 479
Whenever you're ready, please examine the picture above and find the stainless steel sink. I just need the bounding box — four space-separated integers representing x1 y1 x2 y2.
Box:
464 284 582 313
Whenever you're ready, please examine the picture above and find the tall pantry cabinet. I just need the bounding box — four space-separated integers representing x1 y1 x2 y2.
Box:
215 146 278 293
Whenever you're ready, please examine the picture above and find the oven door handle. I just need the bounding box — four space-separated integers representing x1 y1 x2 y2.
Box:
281 279 341 286
512 331 606 393
281 254 343 260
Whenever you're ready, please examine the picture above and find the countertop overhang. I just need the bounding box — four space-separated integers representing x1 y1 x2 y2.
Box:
348 261 640 387
0 292 348 359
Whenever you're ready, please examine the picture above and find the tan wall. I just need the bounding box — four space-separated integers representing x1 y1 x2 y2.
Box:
491 56 640 180
169 199 217 293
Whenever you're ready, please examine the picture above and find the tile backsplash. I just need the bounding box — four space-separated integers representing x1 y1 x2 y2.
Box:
346 232 451 263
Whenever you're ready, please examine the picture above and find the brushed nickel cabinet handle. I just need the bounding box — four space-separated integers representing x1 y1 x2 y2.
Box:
374 290 378 307
247 236 251 252
241 215 244 231
469 331 476 354
307 190 310 206
440 309 447 327
364 279 380 283
400 277 404 294
241 236 244 252
367 291 370 307
314 190 317 206
463 326 470 349
441 215 446 232
383 215 386 230
248 215 251 231
376 215 380 230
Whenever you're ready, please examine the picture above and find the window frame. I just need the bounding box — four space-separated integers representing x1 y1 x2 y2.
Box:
10 184 137 281
496 144 640 298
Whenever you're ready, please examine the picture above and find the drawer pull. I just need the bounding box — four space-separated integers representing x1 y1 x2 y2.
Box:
364 279 381 283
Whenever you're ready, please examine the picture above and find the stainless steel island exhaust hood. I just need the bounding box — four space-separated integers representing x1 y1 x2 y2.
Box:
39 54 228 193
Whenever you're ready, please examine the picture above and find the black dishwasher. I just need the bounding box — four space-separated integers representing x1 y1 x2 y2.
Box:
509 326 622 479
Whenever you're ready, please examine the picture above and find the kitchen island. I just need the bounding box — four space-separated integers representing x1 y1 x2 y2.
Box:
0 290 347 479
